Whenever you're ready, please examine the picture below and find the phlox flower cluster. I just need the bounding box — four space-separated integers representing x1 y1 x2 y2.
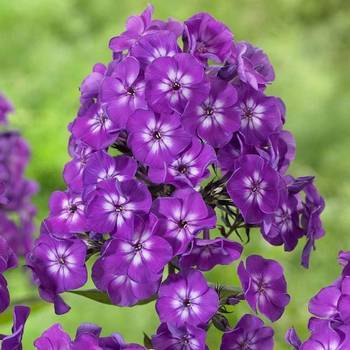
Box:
25 5 326 350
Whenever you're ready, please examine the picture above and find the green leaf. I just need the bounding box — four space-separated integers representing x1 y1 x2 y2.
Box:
68 289 157 306
69 289 113 305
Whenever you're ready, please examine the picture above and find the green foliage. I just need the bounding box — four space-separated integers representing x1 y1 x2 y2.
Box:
0 0 349 348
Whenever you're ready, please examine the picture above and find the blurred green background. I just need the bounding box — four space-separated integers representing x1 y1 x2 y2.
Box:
0 0 349 348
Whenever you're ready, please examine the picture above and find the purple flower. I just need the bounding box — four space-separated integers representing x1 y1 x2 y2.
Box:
86 178 152 236
83 151 137 194
156 269 219 327
180 237 242 271
0 305 30 350
182 79 240 148
301 181 325 268
148 137 216 187
109 5 154 53
184 13 233 63
153 188 216 255
92 250 159 307
145 53 209 114
227 154 285 224
34 324 72 350
27 234 87 314
94 214 172 283
79 63 106 115
262 192 303 252
235 89 283 146
152 323 206 350
46 191 86 235
0 274 10 313
127 110 191 167
131 31 179 65
238 255 290 322
70 103 119 150
100 57 146 129
0 94 14 125
220 314 274 350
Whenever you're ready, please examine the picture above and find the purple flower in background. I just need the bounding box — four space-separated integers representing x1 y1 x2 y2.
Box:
148 137 216 187
182 79 240 148
70 103 119 150
152 323 206 350
83 151 137 193
221 314 274 350
46 191 86 235
184 13 233 63
127 110 191 167
238 255 290 321
227 155 284 224
86 178 152 236
101 57 146 129
145 53 209 114
0 236 17 273
0 274 10 313
156 269 219 327
235 89 283 146
0 305 30 350
153 188 216 254
0 94 14 125
95 214 172 283
109 5 154 53
27 234 87 314
131 31 179 65
180 237 242 271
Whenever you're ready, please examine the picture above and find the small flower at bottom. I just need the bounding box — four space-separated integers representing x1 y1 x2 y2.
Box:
152 323 206 350
238 255 290 322
220 314 274 350
156 269 219 327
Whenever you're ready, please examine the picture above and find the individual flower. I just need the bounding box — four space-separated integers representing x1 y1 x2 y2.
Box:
219 41 275 90
83 151 137 194
92 253 160 307
180 237 242 271
0 305 30 350
152 188 216 255
79 63 107 115
184 13 233 63
182 79 240 148
262 192 303 252
238 255 290 321
86 178 152 236
145 53 209 114
131 31 179 65
227 154 285 224
63 138 96 193
46 191 86 235
235 89 283 146
220 314 274 350
156 269 219 327
152 323 206 350
300 181 325 268
100 57 146 129
127 110 191 167
70 103 119 150
27 234 87 314
0 94 13 125
93 214 172 283
0 275 10 313
109 5 154 53
148 137 216 187
34 324 73 349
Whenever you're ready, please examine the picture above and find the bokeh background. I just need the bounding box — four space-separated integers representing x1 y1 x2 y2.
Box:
0 0 349 348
